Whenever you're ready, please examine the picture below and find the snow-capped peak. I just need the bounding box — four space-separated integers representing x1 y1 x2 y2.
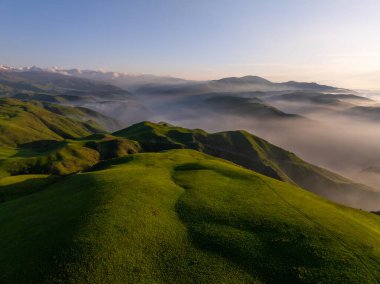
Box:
0 65 12 71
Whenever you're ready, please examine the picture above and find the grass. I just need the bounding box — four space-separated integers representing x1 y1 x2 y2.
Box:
0 147 18 159
114 121 380 211
0 174 59 203
82 134 141 160
0 98 105 146
0 135 141 176
0 141 100 175
114 121 207 151
1 149 379 283
1 117 379 210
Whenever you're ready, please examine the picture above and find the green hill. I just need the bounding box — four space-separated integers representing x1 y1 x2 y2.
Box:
0 98 110 146
0 134 140 176
114 121 380 211
0 140 100 176
1 109 378 211
41 103 121 131
1 150 379 283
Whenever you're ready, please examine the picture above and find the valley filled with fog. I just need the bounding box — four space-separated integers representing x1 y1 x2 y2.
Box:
127 76 380 190
1 68 380 193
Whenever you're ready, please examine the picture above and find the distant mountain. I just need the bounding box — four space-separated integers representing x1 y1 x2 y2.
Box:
136 75 353 95
210 76 350 92
0 68 149 125
344 105 380 121
0 65 191 90
211 75 272 85
269 92 370 105
281 81 350 92
0 68 131 97
39 67 192 91
171 94 305 121
205 95 279 113
1 66 370 126
362 166 380 175
114 121 380 210
0 66 354 95
264 92 371 117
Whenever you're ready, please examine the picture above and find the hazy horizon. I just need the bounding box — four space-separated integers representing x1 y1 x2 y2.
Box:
3 64 380 93
2 0 380 90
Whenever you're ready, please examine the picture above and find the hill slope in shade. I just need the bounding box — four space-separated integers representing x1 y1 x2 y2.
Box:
0 99 112 146
115 121 380 211
40 103 121 131
0 135 140 176
1 150 379 283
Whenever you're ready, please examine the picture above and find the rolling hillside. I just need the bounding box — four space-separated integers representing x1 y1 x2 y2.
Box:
0 98 113 146
0 134 140 176
1 99 378 211
1 150 379 283
115 121 380 210
1 102 379 282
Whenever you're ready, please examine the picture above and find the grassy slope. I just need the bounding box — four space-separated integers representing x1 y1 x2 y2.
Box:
0 134 140 176
83 134 141 160
1 150 379 283
0 98 105 146
114 121 380 210
0 174 59 203
0 140 100 175
41 103 121 131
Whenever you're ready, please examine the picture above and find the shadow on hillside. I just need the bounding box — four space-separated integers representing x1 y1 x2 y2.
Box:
13 140 66 157
0 175 60 203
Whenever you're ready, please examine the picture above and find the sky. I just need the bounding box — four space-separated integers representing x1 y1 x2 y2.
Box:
1 0 380 89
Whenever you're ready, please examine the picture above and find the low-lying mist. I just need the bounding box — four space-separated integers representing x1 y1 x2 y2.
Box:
134 92 380 192
65 79 380 208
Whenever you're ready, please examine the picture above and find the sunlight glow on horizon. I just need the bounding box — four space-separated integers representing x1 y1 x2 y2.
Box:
1 0 380 89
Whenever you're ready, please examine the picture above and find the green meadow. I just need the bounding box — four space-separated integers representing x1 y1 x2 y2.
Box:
1 150 379 283
1 99 380 283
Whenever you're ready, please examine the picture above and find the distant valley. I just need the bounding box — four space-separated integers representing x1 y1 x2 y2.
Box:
1 66 379 185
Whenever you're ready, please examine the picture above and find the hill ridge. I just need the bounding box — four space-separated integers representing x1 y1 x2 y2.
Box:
1 149 380 283
114 121 380 210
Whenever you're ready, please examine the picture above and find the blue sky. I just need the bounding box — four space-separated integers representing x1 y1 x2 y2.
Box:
1 0 380 88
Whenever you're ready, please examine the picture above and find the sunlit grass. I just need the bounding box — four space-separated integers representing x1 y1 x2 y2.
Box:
1 150 379 283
